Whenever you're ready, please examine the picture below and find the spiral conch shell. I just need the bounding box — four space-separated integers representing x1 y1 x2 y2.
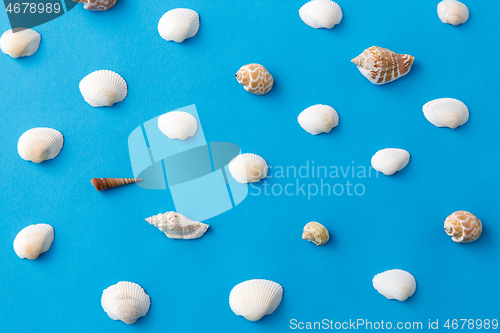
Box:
351 46 414 85
302 222 329 245
145 211 209 239
235 64 274 95
444 211 482 243
437 0 469 26
0 28 41 58
91 178 141 191
72 0 117 11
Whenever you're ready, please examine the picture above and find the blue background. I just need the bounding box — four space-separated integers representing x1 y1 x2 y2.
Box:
1 0 499 332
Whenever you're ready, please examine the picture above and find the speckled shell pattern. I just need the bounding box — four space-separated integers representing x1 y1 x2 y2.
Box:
444 211 482 243
91 178 139 191
351 46 414 85
235 64 274 95
73 0 117 11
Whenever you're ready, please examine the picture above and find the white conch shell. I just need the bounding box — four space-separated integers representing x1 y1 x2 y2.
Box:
13 223 54 260
158 8 200 43
423 98 468 129
79 70 127 107
302 222 329 245
17 127 64 163
444 211 482 243
228 153 268 184
373 269 416 302
298 104 339 135
0 28 41 58
371 148 410 176
157 111 198 140
437 0 469 26
229 279 283 321
299 0 343 29
145 211 209 239
101 281 150 324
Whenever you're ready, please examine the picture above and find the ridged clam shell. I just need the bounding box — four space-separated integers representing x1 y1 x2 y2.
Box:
228 153 268 184
444 211 482 243
235 64 274 95
371 148 410 176
373 269 416 302
101 281 150 324
13 223 54 260
351 46 414 85
145 211 209 239
17 127 64 163
158 8 199 43
298 104 339 135
91 178 141 191
423 98 469 129
0 28 41 58
157 111 198 140
73 0 118 11
438 0 469 26
299 0 343 29
229 279 283 321
302 222 329 245
79 70 127 107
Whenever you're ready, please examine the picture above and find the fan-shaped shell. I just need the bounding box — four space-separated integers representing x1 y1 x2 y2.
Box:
158 8 199 43
444 211 482 243
351 46 414 85
13 224 54 260
437 0 469 26
299 0 343 29
79 70 127 107
157 111 198 140
423 98 469 129
373 269 416 302
235 64 274 95
298 104 339 135
302 222 329 245
228 153 268 184
371 148 410 176
229 279 283 321
145 211 209 239
101 281 150 324
73 0 118 11
17 127 64 163
0 28 41 58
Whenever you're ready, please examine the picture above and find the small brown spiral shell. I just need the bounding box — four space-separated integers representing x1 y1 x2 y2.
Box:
91 178 141 191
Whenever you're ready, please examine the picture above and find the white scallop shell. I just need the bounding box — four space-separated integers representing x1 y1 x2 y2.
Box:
371 148 410 176
229 279 283 321
228 153 268 184
158 8 200 43
157 111 198 140
373 269 416 302
13 223 54 260
298 104 339 135
437 0 469 26
17 127 64 163
299 0 343 29
423 98 469 129
0 28 41 58
145 211 209 239
101 281 150 324
79 70 127 107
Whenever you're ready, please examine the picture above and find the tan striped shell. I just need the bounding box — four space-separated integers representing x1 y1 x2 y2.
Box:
444 211 482 243
235 64 274 95
91 178 140 191
73 0 117 11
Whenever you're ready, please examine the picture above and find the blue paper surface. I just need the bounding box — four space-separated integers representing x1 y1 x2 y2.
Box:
1 1 499 332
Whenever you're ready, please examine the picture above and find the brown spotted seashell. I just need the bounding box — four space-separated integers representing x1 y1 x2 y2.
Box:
444 211 482 243
91 178 141 191
351 46 414 85
235 64 274 95
73 0 117 11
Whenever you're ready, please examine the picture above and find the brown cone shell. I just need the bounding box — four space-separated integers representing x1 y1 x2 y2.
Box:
91 178 141 191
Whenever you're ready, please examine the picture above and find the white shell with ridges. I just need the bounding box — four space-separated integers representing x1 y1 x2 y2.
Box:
298 104 339 135
438 0 469 26
229 279 283 321
299 0 343 29
101 281 150 324
158 111 198 140
18 127 64 163
13 224 54 259
79 70 127 107
423 98 468 129
228 153 268 184
371 148 410 176
158 8 199 43
145 211 208 239
1 28 41 58
373 269 416 301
